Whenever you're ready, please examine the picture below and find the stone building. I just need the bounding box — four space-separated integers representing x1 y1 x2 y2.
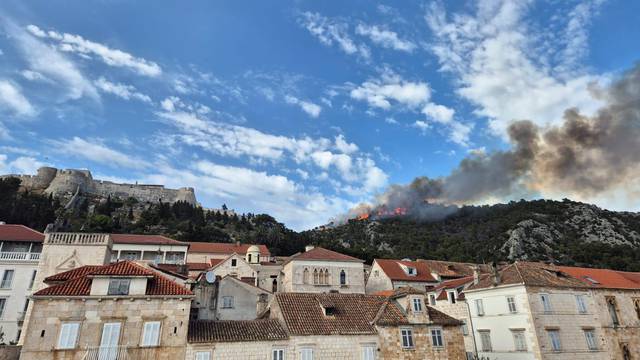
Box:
0 224 43 344
186 242 271 264
186 292 464 359
191 274 271 321
558 266 640 359
366 259 439 293
465 262 606 360
20 261 193 360
281 246 366 294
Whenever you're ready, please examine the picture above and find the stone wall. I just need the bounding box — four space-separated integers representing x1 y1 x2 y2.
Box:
282 260 366 294
589 288 640 358
431 298 476 355
20 297 191 360
377 324 465 360
1 167 196 205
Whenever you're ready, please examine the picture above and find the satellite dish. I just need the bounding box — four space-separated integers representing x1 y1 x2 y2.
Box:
205 270 216 284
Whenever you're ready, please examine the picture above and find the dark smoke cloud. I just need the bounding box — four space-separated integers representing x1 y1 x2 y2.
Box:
345 62 640 221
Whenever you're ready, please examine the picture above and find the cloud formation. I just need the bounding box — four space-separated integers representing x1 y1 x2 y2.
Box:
355 24 416 52
0 80 35 116
284 95 322 118
298 12 370 60
95 77 152 103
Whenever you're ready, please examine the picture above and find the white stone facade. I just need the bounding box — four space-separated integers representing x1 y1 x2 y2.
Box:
282 259 365 294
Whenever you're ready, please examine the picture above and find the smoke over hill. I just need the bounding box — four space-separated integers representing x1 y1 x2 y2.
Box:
345 63 640 222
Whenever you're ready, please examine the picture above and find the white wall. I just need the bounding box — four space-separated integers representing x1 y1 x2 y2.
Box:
0 260 38 343
282 260 365 294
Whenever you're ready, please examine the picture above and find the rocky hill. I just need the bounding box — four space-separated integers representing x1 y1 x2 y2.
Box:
304 199 640 271
2 174 640 270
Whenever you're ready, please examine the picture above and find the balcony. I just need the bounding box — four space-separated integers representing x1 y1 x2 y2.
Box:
0 252 41 261
82 346 130 360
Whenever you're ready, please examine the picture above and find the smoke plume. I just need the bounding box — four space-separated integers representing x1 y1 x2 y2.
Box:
346 62 640 221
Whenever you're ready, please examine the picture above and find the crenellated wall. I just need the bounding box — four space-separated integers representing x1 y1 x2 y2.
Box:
1 167 197 205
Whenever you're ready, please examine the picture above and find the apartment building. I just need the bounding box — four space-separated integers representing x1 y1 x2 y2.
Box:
191 274 271 321
464 262 605 360
281 246 366 293
20 261 193 360
0 224 43 344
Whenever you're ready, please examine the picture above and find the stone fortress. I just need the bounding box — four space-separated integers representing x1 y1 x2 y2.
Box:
1 167 197 205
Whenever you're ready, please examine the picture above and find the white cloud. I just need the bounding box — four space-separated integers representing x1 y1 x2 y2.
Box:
284 95 322 118
8 21 98 100
422 103 454 123
350 70 430 109
334 134 358 154
95 77 152 103
355 24 416 52
27 24 162 77
425 0 606 136
298 12 370 60
50 137 149 169
0 154 46 174
0 80 35 116
413 120 430 133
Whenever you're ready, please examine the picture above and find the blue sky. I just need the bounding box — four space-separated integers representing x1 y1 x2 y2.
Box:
0 0 638 230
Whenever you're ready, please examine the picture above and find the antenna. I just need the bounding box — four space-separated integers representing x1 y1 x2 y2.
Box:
205 270 216 284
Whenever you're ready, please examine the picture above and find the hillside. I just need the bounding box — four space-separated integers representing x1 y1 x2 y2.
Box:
2 176 640 270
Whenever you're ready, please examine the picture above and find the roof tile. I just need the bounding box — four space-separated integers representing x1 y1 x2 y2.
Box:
291 247 363 262
188 319 288 343
375 259 437 282
0 224 44 242
188 242 270 256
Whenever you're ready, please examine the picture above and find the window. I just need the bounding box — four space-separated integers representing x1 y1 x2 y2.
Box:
28 270 37 289
231 259 237 267
475 299 485 316
401 329 414 348
272 348 285 360
576 295 588 314
313 269 319 284
461 320 468 336
361 344 376 360
373 270 379 277
406 267 416 276
584 329 597 350
57 322 80 349
107 278 130 295
635 298 640 320
448 291 457 304
300 347 313 360
303 268 309 284
195 351 211 360
429 294 436 306
607 297 620 326
1 270 14 289
548 330 561 351
540 294 552 313
340 270 346 285
412 298 423 312
0 298 5 318
141 321 161 347
507 296 517 313
323 269 330 285
222 296 234 308
431 327 444 347
622 344 631 360
512 330 526 351
479 331 492 352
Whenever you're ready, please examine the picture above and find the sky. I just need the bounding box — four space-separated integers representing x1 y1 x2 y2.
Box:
0 0 638 230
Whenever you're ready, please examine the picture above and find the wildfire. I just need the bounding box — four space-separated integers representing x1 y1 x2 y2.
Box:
354 207 407 221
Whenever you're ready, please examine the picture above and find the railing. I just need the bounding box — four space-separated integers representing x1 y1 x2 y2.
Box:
46 233 111 245
0 252 41 261
82 346 129 360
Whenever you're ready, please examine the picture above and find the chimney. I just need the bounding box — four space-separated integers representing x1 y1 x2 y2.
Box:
305 245 315 252
491 262 501 286
473 266 480 285
236 241 241 247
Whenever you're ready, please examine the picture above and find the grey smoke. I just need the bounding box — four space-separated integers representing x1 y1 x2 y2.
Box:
349 62 640 221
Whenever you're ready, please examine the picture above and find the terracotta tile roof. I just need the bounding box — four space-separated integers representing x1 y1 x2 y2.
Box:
110 234 188 246
209 258 223 267
188 319 288 343
372 290 395 297
44 265 103 283
150 264 189 279
418 259 491 278
275 293 406 335
426 307 464 326
375 259 437 282
290 247 363 262
0 224 44 242
188 242 270 256
186 262 211 271
432 276 474 292
558 266 640 290
34 261 192 297
467 262 590 291
386 287 426 299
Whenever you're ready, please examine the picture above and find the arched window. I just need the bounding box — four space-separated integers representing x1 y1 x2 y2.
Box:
323 269 330 285
313 269 319 285
303 268 309 284
248 254 252 263
340 270 346 285
272 278 278 292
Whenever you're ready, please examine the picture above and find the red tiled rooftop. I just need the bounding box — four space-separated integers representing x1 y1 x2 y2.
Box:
432 276 474 291
558 266 640 290
0 224 44 242
34 261 192 297
110 234 188 246
188 319 288 343
188 242 270 256
186 262 211 271
375 259 437 282
291 247 363 262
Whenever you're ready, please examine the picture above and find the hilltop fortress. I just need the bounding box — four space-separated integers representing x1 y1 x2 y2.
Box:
2 167 197 205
